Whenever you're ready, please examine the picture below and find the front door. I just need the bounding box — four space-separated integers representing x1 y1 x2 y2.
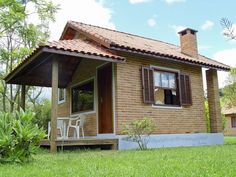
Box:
97 63 113 134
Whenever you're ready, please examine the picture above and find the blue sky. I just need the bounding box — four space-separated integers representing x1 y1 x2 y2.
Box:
44 0 236 89
101 0 235 58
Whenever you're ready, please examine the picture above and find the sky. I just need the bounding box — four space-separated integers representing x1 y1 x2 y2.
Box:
44 0 236 90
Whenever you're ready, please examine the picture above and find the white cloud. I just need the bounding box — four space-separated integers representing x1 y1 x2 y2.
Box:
48 0 115 40
164 0 186 4
129 0 151 4
198 45 213 51
213 48 236 68
147 18 157 27
212 48 236 88
201 20 214 30
170 25 186 36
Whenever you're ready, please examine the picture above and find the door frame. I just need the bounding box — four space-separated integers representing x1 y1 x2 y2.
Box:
96 62 116 136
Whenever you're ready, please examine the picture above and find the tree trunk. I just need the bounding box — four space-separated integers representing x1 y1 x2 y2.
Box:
10 84 14 112
2 85 6 112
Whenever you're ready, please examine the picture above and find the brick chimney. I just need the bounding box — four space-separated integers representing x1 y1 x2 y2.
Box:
178 28 198 58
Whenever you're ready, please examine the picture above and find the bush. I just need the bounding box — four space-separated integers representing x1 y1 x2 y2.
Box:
222 113 226 131
32 99 51 131
123 117 155 150
0 110 45 163
205 100 226 132
205 100 210 132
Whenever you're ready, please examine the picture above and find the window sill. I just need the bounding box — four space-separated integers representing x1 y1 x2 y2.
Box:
71 110 96 116
58 100 65 105
152 104 182 109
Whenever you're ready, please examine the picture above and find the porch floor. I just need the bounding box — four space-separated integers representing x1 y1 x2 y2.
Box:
40 137 119 150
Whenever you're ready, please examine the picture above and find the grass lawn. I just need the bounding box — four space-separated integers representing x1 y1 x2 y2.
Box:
0 137 236 177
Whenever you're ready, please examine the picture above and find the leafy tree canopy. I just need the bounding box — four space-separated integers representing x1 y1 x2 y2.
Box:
221 68 236 108
0 0 59 112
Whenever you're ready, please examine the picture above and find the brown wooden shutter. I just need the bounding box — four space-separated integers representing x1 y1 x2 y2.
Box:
180 74 192 106
141 67 155 104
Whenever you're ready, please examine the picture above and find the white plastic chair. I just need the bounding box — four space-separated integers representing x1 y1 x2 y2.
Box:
66 115 86 139
47 120 64 139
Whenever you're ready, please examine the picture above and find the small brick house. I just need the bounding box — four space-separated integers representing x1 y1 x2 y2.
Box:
222 107 236 136
5 21 230 150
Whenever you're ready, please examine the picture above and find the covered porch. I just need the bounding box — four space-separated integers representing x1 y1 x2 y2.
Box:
4 39 125 152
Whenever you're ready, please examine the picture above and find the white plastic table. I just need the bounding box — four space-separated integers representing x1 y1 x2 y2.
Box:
57 117 71 139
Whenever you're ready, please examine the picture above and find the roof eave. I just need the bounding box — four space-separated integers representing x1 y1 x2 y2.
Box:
4 48 44 83
110 46 230 71
42 47 126 63
4 46 126 84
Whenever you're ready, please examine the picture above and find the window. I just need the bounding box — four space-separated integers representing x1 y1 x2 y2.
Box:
154 70 180 106
231 117 236 128
71 79 94 113
141 66 192 107
58 89 65 104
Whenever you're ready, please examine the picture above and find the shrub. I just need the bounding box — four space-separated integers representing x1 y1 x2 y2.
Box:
0 110 45 163
205 100 226 132
32 99 51 131
222 113 226 131
123 117 155 150
205 100 210 132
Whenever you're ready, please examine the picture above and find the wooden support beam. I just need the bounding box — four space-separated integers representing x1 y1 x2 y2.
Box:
21 85 26 111
50 56 58 153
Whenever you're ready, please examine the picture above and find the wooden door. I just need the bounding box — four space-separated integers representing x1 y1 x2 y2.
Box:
97 63 113 134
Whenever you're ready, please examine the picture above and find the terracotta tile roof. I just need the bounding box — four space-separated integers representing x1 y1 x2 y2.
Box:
66 21 230 71
44 39 125 61
4 39 125 81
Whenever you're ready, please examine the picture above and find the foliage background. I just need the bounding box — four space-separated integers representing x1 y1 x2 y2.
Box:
0 0 58 113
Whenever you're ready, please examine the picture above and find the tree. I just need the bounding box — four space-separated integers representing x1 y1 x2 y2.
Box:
221 68 236 108
0 0 58 112
220 18 236 40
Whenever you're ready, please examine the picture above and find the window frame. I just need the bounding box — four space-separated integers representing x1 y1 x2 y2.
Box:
151 66 181 107
70 78 95 114
58 88 66 104
231 117 236 128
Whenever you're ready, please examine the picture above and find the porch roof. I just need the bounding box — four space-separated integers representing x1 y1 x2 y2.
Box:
4 39 125 87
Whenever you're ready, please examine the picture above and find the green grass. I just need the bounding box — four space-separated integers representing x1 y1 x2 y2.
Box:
0 137 236 177
224 136 236 145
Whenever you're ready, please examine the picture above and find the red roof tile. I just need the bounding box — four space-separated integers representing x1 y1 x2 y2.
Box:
44 39 125 61
67 21 230 71
4 39 125 81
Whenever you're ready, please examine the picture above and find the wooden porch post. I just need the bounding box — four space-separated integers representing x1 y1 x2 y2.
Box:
50 56 58 153
21 85 26 111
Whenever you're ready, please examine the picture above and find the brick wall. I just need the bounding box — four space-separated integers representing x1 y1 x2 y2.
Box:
115 54 207 135
206 69 222 133
224 115 236 136
58 54 207 136
58 58 106 136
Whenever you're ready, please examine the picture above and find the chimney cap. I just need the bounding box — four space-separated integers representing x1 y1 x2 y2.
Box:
178 28 198 35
